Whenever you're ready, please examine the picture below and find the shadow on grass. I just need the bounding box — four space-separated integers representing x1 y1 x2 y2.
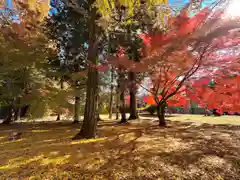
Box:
139 113 176 118
0 120 239 180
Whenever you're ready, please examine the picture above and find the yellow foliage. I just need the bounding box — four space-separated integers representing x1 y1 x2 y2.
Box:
0 138 25 145
96 0 168 18
0 155 44 170
41 155 70 165
0 136 6 140
31 130 50 133
0 117 239 179
71 137 107 145
26 0 50 20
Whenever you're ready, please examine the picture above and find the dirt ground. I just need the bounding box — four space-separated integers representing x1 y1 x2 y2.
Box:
0 114 240 180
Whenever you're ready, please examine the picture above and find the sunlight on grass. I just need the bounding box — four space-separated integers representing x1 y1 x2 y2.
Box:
0 138 25 145
0 155 44 170
41 155 70 165
42 139 56 143
31 129 50 133
85 158 105 170
0 117 239 179
71 137 107 145
0 136 6 140
168 114 240 125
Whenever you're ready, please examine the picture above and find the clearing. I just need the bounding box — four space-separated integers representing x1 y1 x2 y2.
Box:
0 114 240 180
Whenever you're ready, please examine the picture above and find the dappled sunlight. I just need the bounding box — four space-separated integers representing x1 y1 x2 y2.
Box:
41 154 70 165
199 155 229 169
0 138 26 145
0 136 6 140
0 118 239 179
71 137 107 145
31 129 51 133
0 155 44 170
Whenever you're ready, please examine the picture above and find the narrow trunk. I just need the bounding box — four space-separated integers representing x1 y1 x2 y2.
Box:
119 71 127 123
115 85 119 120
157 104 166 126
128 71 138 120
108 67 114 119
2 106 14 124
189 99 194 114
13 97 21 121
116 95 119 120
56 78 64 121
96 94 102 121
73 96 80 123
15 107 21 121
56 114 60 121
72 3 98 139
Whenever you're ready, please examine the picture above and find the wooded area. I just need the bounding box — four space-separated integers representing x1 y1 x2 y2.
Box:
0 0 240 179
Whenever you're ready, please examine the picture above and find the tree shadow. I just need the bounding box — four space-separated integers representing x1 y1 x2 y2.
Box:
139 113 176 118
0 120 239 179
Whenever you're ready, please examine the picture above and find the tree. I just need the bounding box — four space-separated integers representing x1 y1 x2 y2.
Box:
108 1 240 126
96 0 170 122
72 0 100 139
0 1 56 124
45 0 88 123
187 74 240 115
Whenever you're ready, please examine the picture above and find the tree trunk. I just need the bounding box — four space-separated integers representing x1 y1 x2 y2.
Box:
96 93 102 121
13 97 21 121
72 3 98 139
14 107 21 121
119 71 127 123
108 67 114 119
56 78 64 121
157 104 166 126
2 106 14 124
115 83 120 120
73 96 80 124
128 71 138 120
56 114 60 121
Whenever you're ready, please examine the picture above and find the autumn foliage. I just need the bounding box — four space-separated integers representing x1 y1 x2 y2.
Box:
105 2 240 123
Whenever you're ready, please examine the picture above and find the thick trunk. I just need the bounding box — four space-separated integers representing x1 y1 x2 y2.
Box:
128 71 138 120
74 67 98 138
108 67 114 119
119 71 127 123
73 96 80 123
157 104 166 126
73 4 98 139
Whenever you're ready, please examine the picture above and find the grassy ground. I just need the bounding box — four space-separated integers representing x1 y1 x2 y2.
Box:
0 114 240 180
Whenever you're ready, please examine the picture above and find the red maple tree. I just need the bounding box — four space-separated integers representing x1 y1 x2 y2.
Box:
107 3 240 126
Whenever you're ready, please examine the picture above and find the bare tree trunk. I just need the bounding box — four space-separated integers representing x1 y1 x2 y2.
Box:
157 103 166 126
72 3 98 139
2 106 14 124
116 91 119 120
128 71 138 120
108 67 114 119
96 93 102 121
73 96 80 124
14 97 21 121
56 79 64 121
56 114 60 121
119 71 127 123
